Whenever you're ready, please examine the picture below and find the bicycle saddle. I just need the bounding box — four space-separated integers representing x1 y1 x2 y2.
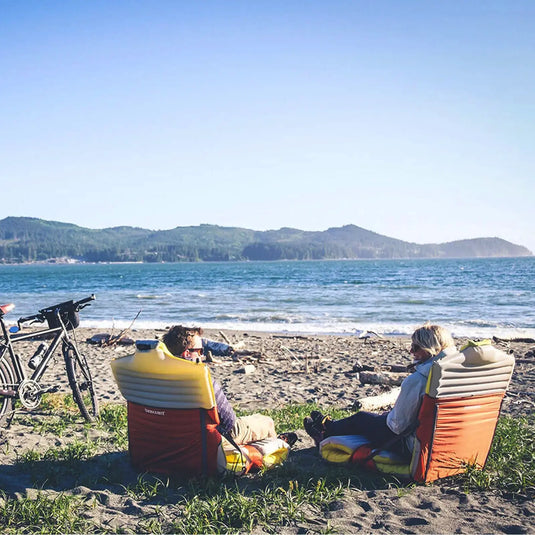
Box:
0 303 15 316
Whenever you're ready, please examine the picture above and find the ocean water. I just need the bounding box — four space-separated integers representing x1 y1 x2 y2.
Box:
0 258 534 338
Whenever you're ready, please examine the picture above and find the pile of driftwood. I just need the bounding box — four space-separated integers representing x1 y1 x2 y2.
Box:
86 311 141 347
351 360 409 411
86 333 135 347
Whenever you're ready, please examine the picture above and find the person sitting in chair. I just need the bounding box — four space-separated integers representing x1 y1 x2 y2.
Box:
163 325 297 447
304 324 457 458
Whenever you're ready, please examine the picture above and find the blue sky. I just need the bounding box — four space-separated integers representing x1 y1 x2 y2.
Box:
2 1 534 252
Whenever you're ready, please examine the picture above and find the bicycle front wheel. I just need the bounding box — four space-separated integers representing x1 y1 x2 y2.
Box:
0 359 16 426
64 347 99 422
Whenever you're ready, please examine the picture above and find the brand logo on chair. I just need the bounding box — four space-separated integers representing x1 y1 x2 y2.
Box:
144 408 166 416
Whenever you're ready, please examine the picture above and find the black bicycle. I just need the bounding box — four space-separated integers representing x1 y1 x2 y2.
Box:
0 294 99 425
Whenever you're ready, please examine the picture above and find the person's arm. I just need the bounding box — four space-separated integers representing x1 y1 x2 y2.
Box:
386 372 426 435
212 379 237 436
202 338 233 356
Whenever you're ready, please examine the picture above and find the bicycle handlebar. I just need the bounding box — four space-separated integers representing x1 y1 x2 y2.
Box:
38 294 96 315
18 294 96 327
18 313 46 325
73 294 96 309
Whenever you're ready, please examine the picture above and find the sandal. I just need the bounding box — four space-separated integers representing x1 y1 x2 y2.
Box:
304 411 331 447
304 416 324 447
278 432 298 447
310 410 330 430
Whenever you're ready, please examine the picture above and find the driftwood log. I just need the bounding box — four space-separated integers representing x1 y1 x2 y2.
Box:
273 335 311 340
358 371 405 386
389 364 409 373
355 387 401 411
493 336 535 344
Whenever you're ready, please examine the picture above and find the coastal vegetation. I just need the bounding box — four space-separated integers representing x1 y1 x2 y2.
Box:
0 216 531 264
0 396 533 533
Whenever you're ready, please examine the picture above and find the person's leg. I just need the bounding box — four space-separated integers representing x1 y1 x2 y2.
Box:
230 414 276 444
324 412 398 446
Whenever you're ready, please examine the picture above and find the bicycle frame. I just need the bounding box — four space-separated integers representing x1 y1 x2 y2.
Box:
0 320 70 393
0 294 98 425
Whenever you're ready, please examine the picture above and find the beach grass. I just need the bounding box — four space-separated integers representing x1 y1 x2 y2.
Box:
0 397 533 533
0 492 91 534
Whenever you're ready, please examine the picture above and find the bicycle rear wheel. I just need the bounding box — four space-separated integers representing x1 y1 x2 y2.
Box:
64 347 99 422
0 359 16 425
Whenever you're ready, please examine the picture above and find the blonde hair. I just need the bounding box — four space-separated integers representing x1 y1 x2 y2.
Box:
411 324 455 357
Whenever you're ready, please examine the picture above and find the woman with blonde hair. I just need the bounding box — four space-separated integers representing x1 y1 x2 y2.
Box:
304 324 456 458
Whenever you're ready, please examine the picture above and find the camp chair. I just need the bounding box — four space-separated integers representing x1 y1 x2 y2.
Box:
320 341 515 483
111 340 289 478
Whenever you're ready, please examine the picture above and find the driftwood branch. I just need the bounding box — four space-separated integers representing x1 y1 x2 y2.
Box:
280 345 301 362
101 310 142 347
219 330 231 345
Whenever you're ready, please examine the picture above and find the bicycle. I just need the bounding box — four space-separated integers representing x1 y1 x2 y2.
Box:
0 294 99 426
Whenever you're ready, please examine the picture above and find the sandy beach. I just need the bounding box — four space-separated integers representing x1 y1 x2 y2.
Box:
1 326 534 533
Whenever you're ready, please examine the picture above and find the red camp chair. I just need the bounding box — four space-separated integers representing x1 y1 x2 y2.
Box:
111 340 289 477
320 342 515 483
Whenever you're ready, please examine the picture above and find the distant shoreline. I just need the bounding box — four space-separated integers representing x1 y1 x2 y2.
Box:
1 254 533 266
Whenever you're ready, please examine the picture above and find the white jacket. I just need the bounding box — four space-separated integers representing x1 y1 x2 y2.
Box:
386 346 458 448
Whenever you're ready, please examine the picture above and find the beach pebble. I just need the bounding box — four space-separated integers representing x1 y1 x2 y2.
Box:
236 364 256 375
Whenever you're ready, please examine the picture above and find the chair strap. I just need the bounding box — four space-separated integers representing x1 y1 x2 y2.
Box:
223 432 249 476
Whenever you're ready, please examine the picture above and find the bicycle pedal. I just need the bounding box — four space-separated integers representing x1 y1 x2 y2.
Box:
40 386 60 394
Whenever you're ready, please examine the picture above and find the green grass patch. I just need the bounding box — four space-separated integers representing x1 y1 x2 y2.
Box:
16 439 101 486
15 393 94 436
122 473 173 501
18 439 99 465
0 491 91 534
96 403 128 449
39 392 86 416
171 478 344 534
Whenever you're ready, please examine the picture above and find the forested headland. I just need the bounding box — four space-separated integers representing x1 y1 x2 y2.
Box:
0 217 531 263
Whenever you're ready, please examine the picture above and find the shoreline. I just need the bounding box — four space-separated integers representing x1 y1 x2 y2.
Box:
3 254 533 266
79 321 535 341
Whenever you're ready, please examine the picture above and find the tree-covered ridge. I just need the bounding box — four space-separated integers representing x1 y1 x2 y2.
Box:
0 217 531 263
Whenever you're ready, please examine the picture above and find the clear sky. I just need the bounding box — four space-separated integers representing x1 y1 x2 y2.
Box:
2 1 534 252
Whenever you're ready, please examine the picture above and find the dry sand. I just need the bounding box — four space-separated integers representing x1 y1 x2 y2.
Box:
0 327 534 533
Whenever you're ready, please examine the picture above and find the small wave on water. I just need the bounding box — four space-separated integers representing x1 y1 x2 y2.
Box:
79 318 535 340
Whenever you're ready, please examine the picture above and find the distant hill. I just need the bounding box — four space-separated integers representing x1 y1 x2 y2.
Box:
0 217 531 263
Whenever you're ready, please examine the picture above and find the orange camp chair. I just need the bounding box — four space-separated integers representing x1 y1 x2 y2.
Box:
111 340 289 478
320 341 515 483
